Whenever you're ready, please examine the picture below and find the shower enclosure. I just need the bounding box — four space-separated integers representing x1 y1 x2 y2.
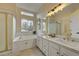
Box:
0 12 14 52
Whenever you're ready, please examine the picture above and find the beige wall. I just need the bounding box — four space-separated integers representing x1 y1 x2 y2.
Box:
0 3 16 10
0 3 16 15
16 7 21 34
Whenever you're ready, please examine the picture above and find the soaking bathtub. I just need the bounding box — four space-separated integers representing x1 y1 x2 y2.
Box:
13 34 36 53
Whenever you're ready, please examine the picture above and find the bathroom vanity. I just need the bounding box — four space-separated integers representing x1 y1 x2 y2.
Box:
36 35 79 56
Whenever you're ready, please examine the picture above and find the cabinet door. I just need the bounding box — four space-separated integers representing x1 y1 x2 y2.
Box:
49 47 59 56
48 42 60 56
42 39 49 55
0 13 6 51
36 39 40 47
39 38 43 50
36 37 43 50
60 47 79 56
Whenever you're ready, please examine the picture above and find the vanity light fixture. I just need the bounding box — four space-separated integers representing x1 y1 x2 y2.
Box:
47 11 54 16
47 3 70 17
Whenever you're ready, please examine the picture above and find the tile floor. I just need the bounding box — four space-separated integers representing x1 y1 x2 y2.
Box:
14 47 45 56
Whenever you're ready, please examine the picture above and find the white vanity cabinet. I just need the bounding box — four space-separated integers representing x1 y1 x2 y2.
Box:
42 39 49 55
36 36 79 56
48 42 60 56
60 47 79 56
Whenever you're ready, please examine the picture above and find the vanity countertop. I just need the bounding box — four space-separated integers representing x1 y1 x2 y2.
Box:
39 35 79 53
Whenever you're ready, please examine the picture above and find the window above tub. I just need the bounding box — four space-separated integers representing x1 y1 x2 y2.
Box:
21 19 33 32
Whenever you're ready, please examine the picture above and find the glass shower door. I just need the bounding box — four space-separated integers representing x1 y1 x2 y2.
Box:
0 13 14 52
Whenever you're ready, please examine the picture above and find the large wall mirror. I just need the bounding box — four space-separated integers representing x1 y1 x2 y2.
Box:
47 18 61 35
70 13 79 39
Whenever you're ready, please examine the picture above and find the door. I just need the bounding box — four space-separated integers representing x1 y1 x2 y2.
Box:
0 13 6 51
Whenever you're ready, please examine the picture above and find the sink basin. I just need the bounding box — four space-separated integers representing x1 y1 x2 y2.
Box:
52 37 65 41
54 38 79 48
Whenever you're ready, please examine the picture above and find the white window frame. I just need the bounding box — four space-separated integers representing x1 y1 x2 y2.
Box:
21 19 33 32
21 11 34 17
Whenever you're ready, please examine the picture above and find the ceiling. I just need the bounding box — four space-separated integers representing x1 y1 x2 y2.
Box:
16 3 57 18
16 3 79 19
16 3 44 13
